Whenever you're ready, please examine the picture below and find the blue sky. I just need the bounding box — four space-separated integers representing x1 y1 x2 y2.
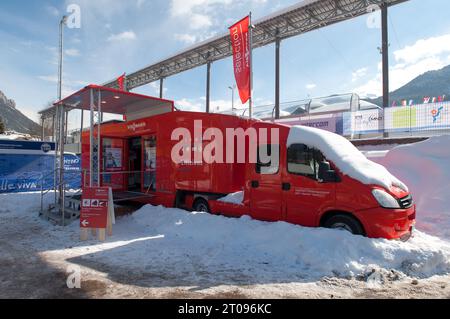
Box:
1 0 450 129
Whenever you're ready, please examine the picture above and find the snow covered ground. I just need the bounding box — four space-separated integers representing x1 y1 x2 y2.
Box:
0 136 450 298
367 136 450 240
0 131 38 140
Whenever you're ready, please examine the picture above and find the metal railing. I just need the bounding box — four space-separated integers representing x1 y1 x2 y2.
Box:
39 168 82 225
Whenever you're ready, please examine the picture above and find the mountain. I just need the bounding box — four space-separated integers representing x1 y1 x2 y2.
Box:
370 64 450 106
0 90 41 136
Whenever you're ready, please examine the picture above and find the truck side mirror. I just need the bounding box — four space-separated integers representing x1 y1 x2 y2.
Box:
318 161 339 183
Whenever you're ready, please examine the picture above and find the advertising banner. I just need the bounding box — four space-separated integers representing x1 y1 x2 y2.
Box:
104 148 122 169
415 103 450 131
343 110 384 135
0 140 81 193
276 114 340 134
385 102 450 132
229 16 251 104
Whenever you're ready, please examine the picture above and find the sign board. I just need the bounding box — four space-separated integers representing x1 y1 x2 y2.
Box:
80 187 109 229
276 114 339 133
343 110 384 135
384 102 450 133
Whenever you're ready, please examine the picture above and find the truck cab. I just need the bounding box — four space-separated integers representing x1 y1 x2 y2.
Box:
210 123 416 241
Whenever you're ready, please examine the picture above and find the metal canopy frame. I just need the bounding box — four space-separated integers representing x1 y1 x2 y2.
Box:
39 84 175 118
38 85 175 225
103 0 408 91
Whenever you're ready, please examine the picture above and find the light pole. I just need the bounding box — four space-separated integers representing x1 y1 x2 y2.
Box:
228 85 236 112
57 15 68 225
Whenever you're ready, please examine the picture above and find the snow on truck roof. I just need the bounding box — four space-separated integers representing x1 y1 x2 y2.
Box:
287 126 408 192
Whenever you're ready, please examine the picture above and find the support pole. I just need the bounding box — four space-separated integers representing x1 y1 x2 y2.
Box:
97 90 101 186
381 4 389 109
56 15 68 223
80 110 84 142
159 78 164 99
89 89 94 187
51 114 55 142
41 117 45 141
249 12 254 119
206 61 211 113
58 103 65 226
381 4 389 137
64 110 69 144
78 109 84 153
275 36 281 120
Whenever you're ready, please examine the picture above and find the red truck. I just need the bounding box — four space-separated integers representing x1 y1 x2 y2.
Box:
81 108 415 240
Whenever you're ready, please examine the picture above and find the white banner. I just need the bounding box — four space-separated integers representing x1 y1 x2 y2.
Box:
343 109 384 135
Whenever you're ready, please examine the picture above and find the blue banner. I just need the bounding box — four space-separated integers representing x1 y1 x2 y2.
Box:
0 140 81 193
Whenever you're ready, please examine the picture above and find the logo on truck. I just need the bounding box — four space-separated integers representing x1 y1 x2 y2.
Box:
127 122 147 132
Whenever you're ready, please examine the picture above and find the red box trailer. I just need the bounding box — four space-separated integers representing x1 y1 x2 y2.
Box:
75 85 415 240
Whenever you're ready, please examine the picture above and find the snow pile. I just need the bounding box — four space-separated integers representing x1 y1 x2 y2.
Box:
1 192 450 283
0 131 37 141
106 205 450 281
376 136 450 240
218 191 244 205
287 126 407 191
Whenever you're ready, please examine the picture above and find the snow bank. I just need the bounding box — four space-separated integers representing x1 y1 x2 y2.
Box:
287 126 408 191
115 205 450 280
218 191 244 205
0 131 37 141
376 136 450 240
1 192 449 283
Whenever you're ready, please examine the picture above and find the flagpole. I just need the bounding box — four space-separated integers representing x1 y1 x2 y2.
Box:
249 11 253 119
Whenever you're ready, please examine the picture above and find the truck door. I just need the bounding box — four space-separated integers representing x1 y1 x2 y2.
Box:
249 144 283 221
283 144 336 227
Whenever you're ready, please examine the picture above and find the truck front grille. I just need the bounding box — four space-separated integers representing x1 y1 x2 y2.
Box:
399 195 413 209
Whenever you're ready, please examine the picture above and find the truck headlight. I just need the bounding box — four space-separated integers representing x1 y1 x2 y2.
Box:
372 189 401 209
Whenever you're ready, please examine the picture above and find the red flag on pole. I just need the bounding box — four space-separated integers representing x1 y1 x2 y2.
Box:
229 16 251 105
117 73 126 91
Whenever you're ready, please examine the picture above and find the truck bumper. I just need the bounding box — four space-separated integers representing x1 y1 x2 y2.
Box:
355 205 416 240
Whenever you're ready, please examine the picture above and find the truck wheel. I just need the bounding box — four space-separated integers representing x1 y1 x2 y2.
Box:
193 198 210 213
324 214 365 236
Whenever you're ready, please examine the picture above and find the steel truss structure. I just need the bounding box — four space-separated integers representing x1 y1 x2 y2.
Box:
103 0 408 91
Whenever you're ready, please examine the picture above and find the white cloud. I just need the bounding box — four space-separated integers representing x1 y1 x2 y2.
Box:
46 5 59 17
352 67 367 82
355 33 450 97
170 0 231 33
176 98 203 112
38 75 58 83
65 49 80 57
174 33 197 44
175 97 236 113
306 83 316 90
148 82 168 95
190 13 213 29
394 34 450 65
107 31 137 42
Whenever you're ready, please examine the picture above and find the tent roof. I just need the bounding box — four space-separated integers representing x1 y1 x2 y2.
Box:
39 84 174 117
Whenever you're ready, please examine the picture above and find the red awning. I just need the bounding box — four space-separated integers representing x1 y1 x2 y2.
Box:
48 84 174 116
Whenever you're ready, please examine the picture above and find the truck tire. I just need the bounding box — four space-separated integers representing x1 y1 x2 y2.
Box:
324 214 365 236
193 198 210 213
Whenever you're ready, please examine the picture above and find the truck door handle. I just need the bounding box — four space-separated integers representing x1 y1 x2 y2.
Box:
282 183 291 191
251 181 259 188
